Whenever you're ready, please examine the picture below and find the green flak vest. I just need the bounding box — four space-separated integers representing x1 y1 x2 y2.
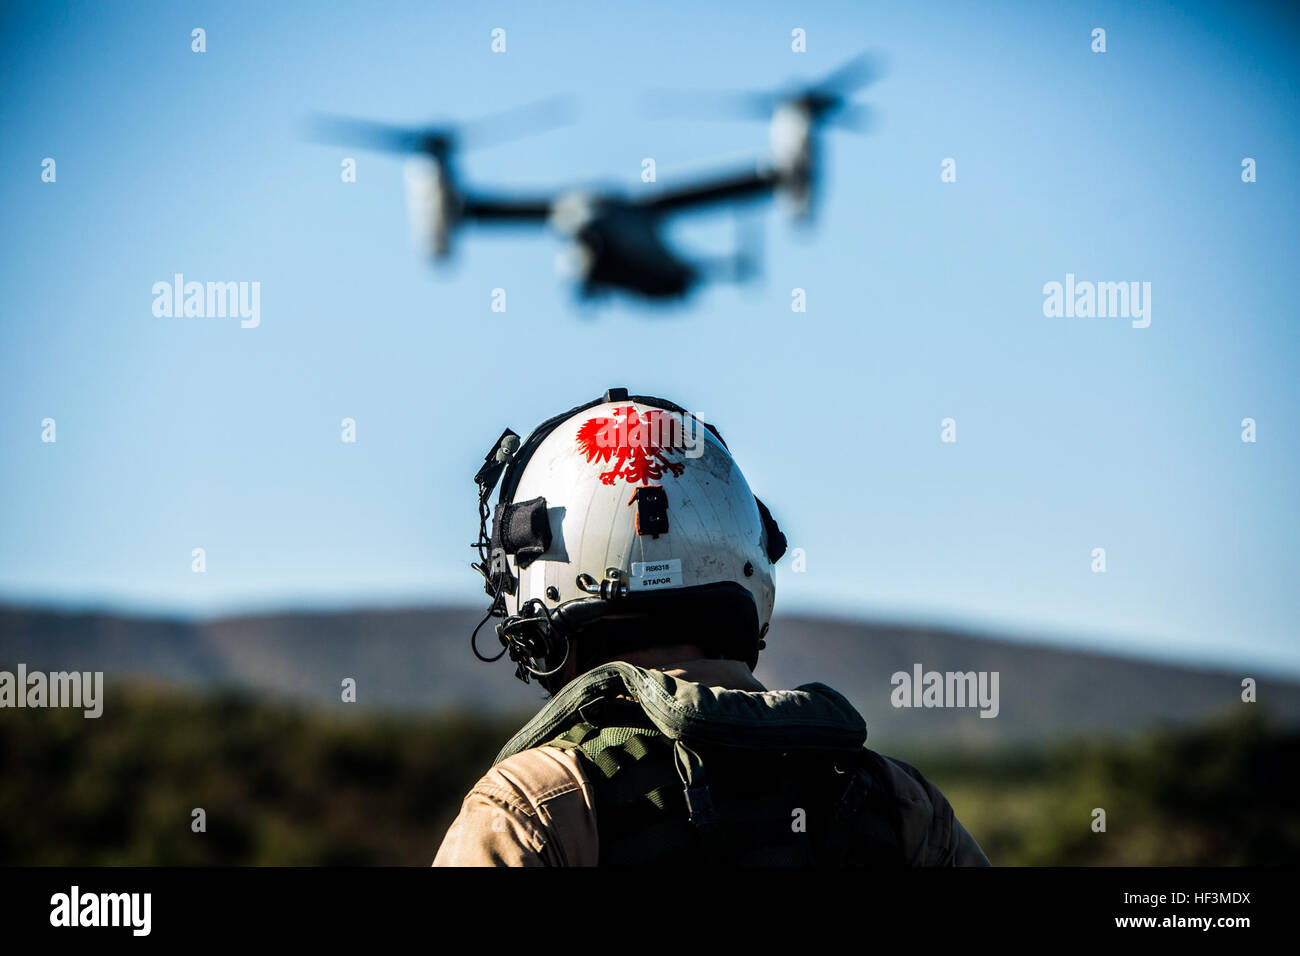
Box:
493 662 904 866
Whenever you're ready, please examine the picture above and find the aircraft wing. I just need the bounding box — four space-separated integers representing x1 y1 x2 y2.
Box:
639 166 779 214
461 195 555 222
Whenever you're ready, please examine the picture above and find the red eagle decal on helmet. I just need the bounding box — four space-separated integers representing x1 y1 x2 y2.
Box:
575 406 689 485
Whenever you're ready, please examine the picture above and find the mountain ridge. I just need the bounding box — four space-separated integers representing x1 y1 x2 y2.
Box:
2 604 1294 747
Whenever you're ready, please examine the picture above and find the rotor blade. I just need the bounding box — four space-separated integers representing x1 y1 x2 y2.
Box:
812 51 884 97
642 88 778 121
456 95 576 150
309 114 442 154
824 102 876 132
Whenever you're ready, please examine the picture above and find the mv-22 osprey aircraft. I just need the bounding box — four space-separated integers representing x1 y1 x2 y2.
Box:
313 53 880 301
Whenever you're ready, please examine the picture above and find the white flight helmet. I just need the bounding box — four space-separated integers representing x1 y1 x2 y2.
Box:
470 387 786 689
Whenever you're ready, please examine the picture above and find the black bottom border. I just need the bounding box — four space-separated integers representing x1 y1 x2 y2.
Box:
0 865 1282 941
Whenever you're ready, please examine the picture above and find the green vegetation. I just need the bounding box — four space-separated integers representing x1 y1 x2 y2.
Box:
903 708 1300 865
1 683 1294 865
0 683 525 865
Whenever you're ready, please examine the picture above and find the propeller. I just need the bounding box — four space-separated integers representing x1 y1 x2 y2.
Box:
645 51 883 131
309 94 576 158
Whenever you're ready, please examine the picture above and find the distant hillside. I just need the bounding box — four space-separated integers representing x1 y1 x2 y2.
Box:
2 605 1295 748
757 617 1296 749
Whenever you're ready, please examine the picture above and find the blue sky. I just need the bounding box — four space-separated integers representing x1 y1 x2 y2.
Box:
2 1 1297 675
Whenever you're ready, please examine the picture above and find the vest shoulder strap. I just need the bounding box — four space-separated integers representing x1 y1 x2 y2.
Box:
496 660 868 765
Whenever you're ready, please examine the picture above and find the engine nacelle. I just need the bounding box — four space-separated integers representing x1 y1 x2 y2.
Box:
403 156 456 259
770 103 815 220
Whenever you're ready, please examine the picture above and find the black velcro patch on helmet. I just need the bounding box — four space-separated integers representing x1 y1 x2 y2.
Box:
491 497 553 569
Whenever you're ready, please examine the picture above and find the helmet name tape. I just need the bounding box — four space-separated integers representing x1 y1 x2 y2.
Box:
629 559 682 591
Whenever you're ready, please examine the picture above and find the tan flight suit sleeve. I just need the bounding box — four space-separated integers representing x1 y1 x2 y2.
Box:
876 753 992 866
432 746 598 867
